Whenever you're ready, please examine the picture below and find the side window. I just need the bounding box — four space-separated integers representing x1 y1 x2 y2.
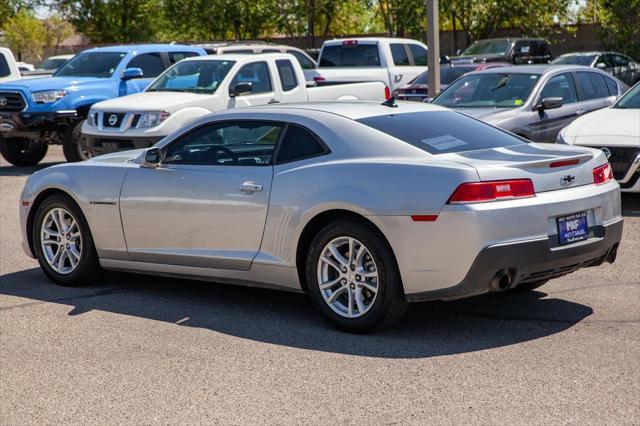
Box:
169 51 200 64
276 125 327 163
231 61 273 94
390 43 410 66
604 77 619 96
276 59 298 91
127 52 165 78
596 54 614 68
577 72 610 100
287 50 315 70
539 73 577 104
408 44 428 65
164 122 283 166
614 55 631 67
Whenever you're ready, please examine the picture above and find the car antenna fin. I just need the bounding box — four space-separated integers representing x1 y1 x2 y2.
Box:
381 96 398 108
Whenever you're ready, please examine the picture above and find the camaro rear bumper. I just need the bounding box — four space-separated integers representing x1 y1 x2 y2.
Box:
406 218 623 302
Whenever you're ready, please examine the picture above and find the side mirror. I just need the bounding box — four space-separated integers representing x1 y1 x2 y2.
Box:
595 62 607 70
229 82 253 98
537 97 563 112
121 67 144 81
141 147 162 168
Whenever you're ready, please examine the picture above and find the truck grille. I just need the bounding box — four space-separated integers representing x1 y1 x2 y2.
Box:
102 112 126 128
0 92 26 112
603 147 640 180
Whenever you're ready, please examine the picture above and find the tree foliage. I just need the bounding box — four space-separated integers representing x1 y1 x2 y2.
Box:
2 8 47 60
595 0 640 59
43 15 75 53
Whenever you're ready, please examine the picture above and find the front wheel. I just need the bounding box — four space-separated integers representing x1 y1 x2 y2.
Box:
0 137 48 166
33 194 104 286
62 120 90 162
306 219 408 332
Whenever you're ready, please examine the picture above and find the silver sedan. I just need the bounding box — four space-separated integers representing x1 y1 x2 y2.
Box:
20 102 623 332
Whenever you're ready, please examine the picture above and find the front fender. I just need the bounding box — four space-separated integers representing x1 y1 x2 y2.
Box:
21 163 132 261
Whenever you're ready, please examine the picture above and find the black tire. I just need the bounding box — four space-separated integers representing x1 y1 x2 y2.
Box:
62 120 90 162
33 193 104 286
0 137 48 166
306 219 408 333
511 279 549 292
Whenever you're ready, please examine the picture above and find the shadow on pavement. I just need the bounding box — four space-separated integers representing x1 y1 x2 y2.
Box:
0 161 64 177
622 193 640 217
0 268 593 359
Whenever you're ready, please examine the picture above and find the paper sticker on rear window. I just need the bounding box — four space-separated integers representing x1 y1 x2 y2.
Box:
421 135 467 151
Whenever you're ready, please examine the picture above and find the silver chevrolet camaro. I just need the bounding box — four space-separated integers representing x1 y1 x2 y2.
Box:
20 101 623 332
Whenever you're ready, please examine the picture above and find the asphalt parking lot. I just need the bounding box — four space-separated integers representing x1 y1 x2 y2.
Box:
1 146 638 424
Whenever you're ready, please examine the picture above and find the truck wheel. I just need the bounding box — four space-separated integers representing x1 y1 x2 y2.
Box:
0 137 48 166
62 120 90 162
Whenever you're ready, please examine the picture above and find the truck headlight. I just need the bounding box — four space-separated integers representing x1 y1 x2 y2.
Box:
136 111 170 128
32 90 68 104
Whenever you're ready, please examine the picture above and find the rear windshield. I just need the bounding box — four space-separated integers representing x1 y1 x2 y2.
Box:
356 111 524 155
0 55 10 77
551 54 596 66
319 44 380 67
461 40 510 56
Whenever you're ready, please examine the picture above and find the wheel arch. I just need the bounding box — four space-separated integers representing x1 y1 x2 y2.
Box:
294 209 402 294
26 188 80 257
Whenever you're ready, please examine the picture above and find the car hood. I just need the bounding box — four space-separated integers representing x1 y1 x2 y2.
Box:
91 91 216 112
563 107 640 147
453 107 518 123
0 76 109 92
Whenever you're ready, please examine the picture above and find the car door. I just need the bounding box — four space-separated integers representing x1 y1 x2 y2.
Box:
575 71 612 113
119 120 283 270
228 61 277 107
528 72 580 142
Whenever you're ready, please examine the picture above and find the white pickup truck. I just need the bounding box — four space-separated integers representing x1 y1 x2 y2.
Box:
82 53 389 156
0 48 21 83
312 37 429 92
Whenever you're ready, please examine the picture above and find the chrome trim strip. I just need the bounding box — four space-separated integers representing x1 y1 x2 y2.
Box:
619 153 640 184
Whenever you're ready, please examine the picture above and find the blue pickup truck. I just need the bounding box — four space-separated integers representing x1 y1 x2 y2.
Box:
0 44 205 166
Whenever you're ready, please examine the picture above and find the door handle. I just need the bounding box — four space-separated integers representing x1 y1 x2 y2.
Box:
237 182 263 193
268 99 280 104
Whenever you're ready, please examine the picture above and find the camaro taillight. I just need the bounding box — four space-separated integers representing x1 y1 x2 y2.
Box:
593 163 613 185
448 179 535 204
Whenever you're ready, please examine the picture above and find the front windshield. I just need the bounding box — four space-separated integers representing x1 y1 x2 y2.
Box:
614 83 640 108
551 54 596 66
461 40 510 56
147 60 236 94
433 73 540 108
410 67 473 85
55 51 126 78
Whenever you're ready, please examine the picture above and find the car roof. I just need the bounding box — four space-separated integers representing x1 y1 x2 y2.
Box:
82 44 203 54
184 52 296 61
323 37 425 45
214 101 449 121
471 64 593 74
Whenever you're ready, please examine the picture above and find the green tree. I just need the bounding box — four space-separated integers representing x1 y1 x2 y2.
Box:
3 8 46 61
595 0 640 59
43 15 75 53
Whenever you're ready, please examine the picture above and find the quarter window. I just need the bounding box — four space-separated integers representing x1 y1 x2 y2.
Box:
127 52 165 78
390 44 410 66
577 72 610 100
539 73 577 104
409 44 428 65
231 61 273 94
604 77 619 96
276 59 298 91
164 122 283 166
276 125 327 163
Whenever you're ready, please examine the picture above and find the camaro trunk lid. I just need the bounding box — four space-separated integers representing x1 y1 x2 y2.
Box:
438 143 602 193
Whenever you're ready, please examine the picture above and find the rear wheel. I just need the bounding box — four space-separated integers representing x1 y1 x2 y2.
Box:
0 137 48 166
62 120 90 162
306 219 408 332
33 194 104 286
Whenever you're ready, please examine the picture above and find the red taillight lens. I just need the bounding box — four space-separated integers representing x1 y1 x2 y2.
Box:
384 86 391 100
313 76 326 83
593 163 613 185
448 179 535 204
